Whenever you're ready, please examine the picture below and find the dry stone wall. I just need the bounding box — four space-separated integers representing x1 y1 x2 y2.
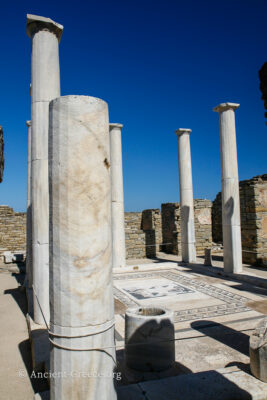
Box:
125 212 146 259
161 203 181 255
194 199 213 254
125 209 163 259
161 200 212 256
0 206 26 256
141 209 162 257
212 175 267 266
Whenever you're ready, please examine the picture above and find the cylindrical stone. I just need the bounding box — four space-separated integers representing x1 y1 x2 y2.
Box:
49 96 116 400
213 103 242 273
110 123 126 269
250 317 267 382
125 307 175 372
27 14 63 325
175 129 196 263
26 120 32 288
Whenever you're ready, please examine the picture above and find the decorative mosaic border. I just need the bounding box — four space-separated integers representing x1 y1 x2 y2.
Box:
113 270 251 322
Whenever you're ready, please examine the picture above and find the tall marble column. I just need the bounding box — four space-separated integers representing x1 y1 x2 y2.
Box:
26 14 63 325
109 123 126 269
175 129 196 263
49 96 117 400
26 120 32 288
213 103 242 273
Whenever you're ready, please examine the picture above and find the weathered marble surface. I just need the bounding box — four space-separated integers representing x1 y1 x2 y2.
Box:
49 96 116 400
213 103 242 273
125 307 175 372
27 14 63 324
110 123 126 269
250 317 267 382
175 129 196 263
26 120 32 288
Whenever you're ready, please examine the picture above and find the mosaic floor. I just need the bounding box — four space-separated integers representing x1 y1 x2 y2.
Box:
114 269 252 323
113 266 267 375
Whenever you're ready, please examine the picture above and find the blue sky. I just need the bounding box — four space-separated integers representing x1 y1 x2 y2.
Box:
0 0 266 212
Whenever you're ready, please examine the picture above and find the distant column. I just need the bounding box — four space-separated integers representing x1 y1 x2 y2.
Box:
213 102 242 273
26 120 32 288
26 14 63 324
49 96 116 400
175 129 196 263
109 123 126 268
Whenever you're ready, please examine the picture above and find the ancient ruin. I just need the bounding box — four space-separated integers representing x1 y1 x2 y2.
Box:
110 123 126 269
175 129 196 263
213 103 243 273
27 14 63 325
0 11 266 400
49 95 116 399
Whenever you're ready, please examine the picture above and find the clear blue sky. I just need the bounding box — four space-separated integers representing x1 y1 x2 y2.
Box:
0 0 266 212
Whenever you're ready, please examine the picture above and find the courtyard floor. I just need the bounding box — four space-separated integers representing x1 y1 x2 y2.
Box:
1 254 267 399
114 253 267 386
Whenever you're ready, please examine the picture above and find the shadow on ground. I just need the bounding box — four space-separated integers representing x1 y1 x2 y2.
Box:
191 320 250 356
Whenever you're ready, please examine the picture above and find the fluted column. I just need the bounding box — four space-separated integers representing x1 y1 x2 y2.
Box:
175 128 196 263
213 102 242 273
49 96 116 400
26 120 32 288
26 14 63 324
109 123 126 268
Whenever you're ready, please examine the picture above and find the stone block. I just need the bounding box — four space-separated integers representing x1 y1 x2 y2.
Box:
250 317 267 382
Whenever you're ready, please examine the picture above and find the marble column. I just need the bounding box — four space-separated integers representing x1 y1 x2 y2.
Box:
175 129 196 263
49 96 116 400
109 123 126 269
26 120 32 288
213 103 242 273
26 14 63 325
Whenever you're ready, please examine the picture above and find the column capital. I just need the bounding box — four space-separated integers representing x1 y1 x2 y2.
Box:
109 123 123 130
26 14 63 42
175 128 192 136
26 120 31 127
213 102 240 113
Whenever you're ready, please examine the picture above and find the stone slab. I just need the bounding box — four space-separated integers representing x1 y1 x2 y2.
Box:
118 367 267 400
122 257 267 291
113 269 256 323
38 367 267 400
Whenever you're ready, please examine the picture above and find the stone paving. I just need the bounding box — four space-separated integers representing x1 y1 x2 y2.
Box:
114 254 267 384
1 256 267 398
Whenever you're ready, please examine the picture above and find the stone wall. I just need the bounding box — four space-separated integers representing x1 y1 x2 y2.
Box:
125 209 163 259
161 203 181 255
0 206 26 255
194 199 213 254
212 192 222 244
141 209 162 257
161 200 212 256
212 175 267 266
125 212 146 259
